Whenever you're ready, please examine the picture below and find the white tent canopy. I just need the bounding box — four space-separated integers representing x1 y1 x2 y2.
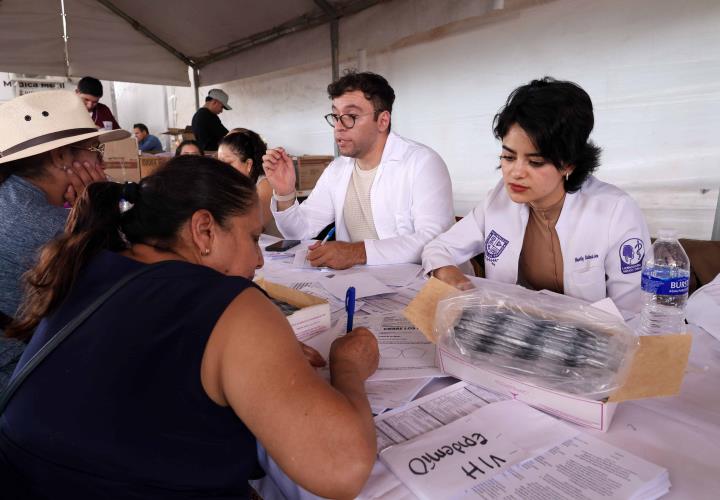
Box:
0 0 389 86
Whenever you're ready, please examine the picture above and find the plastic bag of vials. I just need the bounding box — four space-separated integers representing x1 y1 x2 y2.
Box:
434 283 639 400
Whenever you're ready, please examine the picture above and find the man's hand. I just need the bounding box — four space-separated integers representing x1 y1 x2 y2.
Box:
262 147 296 198
432 265 474 291
307 241 366 270
63 160 106 206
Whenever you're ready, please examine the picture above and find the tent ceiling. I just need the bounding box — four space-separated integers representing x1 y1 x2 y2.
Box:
108 0 321 60
0 0 385 86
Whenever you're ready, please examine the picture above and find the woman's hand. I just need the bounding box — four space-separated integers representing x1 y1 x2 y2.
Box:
432 265 474 291
329 327 379 382
63 160 106 206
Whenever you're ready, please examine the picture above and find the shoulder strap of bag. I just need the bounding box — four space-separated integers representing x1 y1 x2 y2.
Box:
0 261 171 415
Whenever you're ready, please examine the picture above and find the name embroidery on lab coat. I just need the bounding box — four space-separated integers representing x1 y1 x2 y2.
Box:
619 238 645 274
485 230 509 265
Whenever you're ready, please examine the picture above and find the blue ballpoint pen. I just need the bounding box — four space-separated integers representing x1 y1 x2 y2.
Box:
321 227 336 245
345 286 356 333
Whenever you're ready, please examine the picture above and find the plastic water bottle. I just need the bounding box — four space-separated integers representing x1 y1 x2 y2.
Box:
637 230 690 335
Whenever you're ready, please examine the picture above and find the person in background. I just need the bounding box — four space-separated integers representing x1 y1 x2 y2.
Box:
0 90 129 389
0 157 379 498
262 71 455 269
218 129 280 237
191 89 230 151
422 77 651 314
175 140 204 156
75 76 120 130
133 123 164 153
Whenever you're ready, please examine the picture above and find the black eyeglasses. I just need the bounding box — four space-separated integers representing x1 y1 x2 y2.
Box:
324 112 374 129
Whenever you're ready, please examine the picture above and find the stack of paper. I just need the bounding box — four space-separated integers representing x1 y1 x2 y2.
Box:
378 395 671 500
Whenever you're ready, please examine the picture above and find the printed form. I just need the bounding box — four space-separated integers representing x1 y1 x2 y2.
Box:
356 314 443 381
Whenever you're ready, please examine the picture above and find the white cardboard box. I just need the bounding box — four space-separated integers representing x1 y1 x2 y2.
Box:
255 279 331 343
404 278 691 432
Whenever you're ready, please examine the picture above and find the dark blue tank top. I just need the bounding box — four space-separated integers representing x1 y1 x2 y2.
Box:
0 251 262 498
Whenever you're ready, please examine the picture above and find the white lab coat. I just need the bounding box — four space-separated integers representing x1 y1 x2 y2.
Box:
272 132 455 265
422 176 651 313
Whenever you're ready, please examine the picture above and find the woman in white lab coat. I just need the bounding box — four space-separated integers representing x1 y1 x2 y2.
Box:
422 77 651 314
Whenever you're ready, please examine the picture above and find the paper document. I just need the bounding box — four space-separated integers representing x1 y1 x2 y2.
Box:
292 248 316 269
365 263 423 287
467 434 670 500
357 314 441 381
380 400 579 500
360 291 413 315
366 377 434 413
320 272 393 300
374 381 509 452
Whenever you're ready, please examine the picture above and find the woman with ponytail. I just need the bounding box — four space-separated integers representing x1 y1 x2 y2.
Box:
1 156 379 498
422 77 651 314
218 128 281 236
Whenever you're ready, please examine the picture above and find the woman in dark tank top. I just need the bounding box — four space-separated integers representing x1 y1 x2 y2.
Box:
0 157 379 499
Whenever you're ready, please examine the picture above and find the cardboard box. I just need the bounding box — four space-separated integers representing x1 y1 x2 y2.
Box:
162 126 195 141
139 154 172 178
403 278 692 431
296 155 333 191
103 136 138 170
102 136 140 182
255 278 331 342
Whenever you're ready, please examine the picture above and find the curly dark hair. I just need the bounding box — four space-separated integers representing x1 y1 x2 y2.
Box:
493 77 601 192
327 70 395 130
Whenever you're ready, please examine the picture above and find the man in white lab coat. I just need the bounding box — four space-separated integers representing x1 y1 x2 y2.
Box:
262 71 455 270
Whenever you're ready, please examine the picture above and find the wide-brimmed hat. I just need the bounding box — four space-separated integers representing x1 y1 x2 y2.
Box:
207 89 232 110
0 90 130 165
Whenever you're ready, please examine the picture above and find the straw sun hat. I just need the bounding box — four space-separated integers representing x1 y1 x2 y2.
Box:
0 90 130 165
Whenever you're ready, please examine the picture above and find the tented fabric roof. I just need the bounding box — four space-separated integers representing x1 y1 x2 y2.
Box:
0 0 376 86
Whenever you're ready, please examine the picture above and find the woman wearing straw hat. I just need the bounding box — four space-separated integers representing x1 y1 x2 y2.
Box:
0 90 129 387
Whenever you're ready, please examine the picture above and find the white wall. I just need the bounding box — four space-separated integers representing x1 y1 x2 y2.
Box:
42 0 720 239
113 81 172 151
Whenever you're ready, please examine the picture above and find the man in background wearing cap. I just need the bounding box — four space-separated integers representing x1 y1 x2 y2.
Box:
191 89 230 151
75 76 121 131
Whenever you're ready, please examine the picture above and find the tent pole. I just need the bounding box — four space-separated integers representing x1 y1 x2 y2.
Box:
192 67 200 110
712 189 720 241
330 19 339 157
331 19 339 82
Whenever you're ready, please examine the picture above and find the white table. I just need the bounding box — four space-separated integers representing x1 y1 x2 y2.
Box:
253 250 720 499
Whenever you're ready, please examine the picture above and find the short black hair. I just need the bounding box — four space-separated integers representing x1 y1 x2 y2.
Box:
493 77 601 192
327 70 395 129
133 123 148 134
77 77 103 98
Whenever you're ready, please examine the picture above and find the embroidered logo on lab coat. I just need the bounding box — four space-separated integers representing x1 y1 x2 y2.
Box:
485 230 509 265
619 238 645 274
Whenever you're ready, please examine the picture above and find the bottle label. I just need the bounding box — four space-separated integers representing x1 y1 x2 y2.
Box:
641 272 689 295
